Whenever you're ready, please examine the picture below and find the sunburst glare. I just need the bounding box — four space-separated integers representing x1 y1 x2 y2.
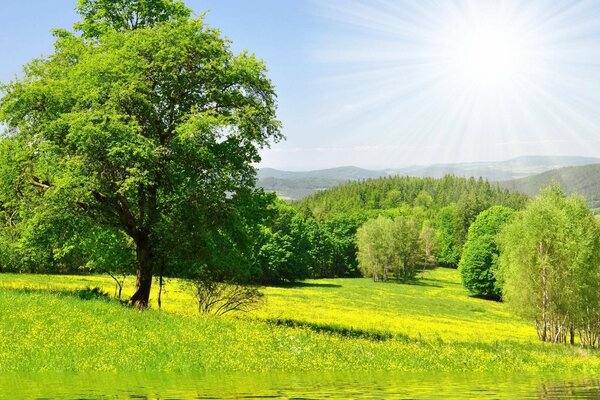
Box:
444 21 528 88
302 0 600 168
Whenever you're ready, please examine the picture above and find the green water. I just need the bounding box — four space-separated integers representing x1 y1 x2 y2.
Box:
3 372 600 399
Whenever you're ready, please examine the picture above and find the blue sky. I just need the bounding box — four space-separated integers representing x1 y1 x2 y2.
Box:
2 1 600 170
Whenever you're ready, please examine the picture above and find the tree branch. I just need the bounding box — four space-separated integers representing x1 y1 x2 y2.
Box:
31 177 52 190
117 192 139 238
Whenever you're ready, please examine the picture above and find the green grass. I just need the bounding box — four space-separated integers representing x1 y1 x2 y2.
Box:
257 268 534 343
1 268 600 373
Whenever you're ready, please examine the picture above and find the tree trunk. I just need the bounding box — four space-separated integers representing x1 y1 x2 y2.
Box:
129 232 153 309
158 272 163 310
383 263 388 282
570 322 575 346
539 243 548 342
118 279 123 300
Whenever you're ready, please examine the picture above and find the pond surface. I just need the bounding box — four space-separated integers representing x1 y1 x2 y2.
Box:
3 372 600 399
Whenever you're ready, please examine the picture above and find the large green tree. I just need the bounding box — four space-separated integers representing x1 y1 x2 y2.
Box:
0 0 281 308
497 186 600 344
356 215 422 282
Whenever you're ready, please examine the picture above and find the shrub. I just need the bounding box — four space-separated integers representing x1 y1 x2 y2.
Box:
192 279 264 316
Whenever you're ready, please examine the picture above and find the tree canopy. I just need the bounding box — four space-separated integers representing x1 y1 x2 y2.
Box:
298 175 527 269
356 215 422 282
459 205 514 299
75 0 191 38
497 185 600 345
0 0 281 308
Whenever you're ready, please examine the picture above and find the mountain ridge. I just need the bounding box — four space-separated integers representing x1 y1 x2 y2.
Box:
500 163 600 213
258 155 600 200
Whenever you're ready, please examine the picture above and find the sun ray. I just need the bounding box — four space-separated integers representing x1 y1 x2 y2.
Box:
303 0 600 167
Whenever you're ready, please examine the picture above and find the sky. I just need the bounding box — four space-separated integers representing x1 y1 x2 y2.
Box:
1 1 600 170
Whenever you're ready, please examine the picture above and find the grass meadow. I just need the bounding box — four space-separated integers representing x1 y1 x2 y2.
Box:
1 268 600 373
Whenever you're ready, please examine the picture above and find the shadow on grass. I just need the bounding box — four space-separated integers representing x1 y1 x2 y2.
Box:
469 293 502 302
420 276 461 287
4 286 114 302
374 275 442 288
266 318 413 343
401 279 442 288
270 281 342 289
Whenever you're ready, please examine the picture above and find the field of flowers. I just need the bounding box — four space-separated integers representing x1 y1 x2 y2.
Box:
1 268 600 373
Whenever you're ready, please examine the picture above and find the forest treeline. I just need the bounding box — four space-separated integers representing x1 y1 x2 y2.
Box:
0 173 526 284
295 175 528 278
299 175 527 219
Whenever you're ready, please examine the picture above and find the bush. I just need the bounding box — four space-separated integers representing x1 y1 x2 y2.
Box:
192 279 264 316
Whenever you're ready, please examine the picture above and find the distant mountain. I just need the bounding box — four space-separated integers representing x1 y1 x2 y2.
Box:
500 164 600 213
258 156 600 200
396 156 600 181
257 167 387 200
257 166 386 181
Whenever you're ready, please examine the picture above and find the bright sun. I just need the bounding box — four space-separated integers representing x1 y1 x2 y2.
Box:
445 23 529 89
457 29 521 85
440 10 537 90
310 0 600 167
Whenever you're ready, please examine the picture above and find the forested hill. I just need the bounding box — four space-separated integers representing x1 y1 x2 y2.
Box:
297 175 528 220
259 156 600 200
500 164 600 213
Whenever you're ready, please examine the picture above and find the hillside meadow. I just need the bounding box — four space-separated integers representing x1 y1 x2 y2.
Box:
2 268 600 373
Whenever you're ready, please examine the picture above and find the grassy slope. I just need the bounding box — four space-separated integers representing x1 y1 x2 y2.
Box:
259 269 533 343
1 268 600 373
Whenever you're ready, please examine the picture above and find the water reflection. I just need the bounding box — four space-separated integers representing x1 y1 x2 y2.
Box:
537 380 600 399
3 372 600 399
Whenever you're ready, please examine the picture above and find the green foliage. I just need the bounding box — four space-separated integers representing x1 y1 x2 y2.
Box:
75 0 191 38
419 219 437 263
254 201 317 283
434 205 461 267
0 0 281 305
251 200 367 283
356 216 422 282
159 190 272 284
0 229 19 273
299 175 526 220
303 217 336 278
459 205 514 299
498 185 600 345
322 213 367 277
356 217 389 281
298 175 526 271
390 217 423 281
